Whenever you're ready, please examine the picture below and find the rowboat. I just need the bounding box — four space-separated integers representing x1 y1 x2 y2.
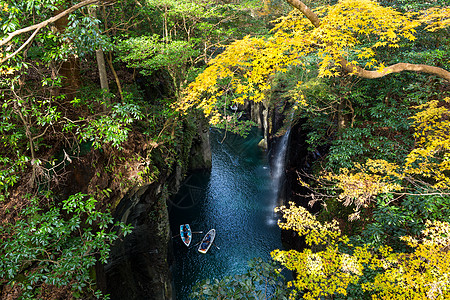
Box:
198 229 215 254
180 224 192 247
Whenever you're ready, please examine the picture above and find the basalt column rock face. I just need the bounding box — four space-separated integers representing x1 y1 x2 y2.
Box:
246 100 273 150
104 183 172 300
280 119 310 250
281 118 326 250
188 112 212 171
103 113 212 300
285 119 325 213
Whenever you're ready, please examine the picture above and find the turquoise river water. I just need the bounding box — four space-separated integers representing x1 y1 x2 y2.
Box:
169 128 284 299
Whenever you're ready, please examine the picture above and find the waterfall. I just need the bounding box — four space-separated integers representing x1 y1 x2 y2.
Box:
267 129 291 224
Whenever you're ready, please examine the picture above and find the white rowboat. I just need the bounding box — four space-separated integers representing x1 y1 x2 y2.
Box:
198 229 215 254
180 224 192 247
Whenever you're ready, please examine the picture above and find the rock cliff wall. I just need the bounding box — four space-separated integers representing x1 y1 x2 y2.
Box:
98 113 212 300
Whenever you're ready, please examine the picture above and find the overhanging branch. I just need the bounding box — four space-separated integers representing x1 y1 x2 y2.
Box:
0 0 99 47
0 0 101 63
285 0 320 28
0 28 40 64
286 0 450 82
340 59 450 81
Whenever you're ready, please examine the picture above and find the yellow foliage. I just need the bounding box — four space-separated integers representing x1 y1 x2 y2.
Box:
272 202 450 299
364 221 450 299
420 7 450 32
176 34 293 123
177 0 446 124
272 202 359 299
405 97 450 189
275 202 343 247
324 165 403 211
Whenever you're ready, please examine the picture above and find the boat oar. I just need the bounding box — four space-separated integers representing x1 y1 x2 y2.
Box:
213 243 220 250
189 241 201 250
174 230 202 238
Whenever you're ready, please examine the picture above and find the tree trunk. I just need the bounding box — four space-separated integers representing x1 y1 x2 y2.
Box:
337 99 347 132
90 7 110 110
54 6 81 101
107 52 124 102
96 48 110 109
59 57 81 101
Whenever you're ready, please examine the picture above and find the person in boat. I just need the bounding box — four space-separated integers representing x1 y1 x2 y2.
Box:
200 233 211 250
203 234 211 248
200 241 208 250
182 225 189 243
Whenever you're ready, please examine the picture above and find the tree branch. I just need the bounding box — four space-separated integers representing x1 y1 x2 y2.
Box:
339 59 450 81
0 28 40 64
0 0 99 48
285 0 320 27
286 0 450 82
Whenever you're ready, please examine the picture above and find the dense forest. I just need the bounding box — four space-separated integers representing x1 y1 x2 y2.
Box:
0 0 449 299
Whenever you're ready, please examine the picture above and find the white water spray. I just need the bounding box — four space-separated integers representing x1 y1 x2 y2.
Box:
267 129 291 225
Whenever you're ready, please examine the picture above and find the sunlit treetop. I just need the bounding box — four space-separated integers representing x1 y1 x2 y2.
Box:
177 35 297 123
274 201 345 247
404 97 450 189
272 0 419 75
420 6 450 32
176 0 450 124
272 202 450 299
